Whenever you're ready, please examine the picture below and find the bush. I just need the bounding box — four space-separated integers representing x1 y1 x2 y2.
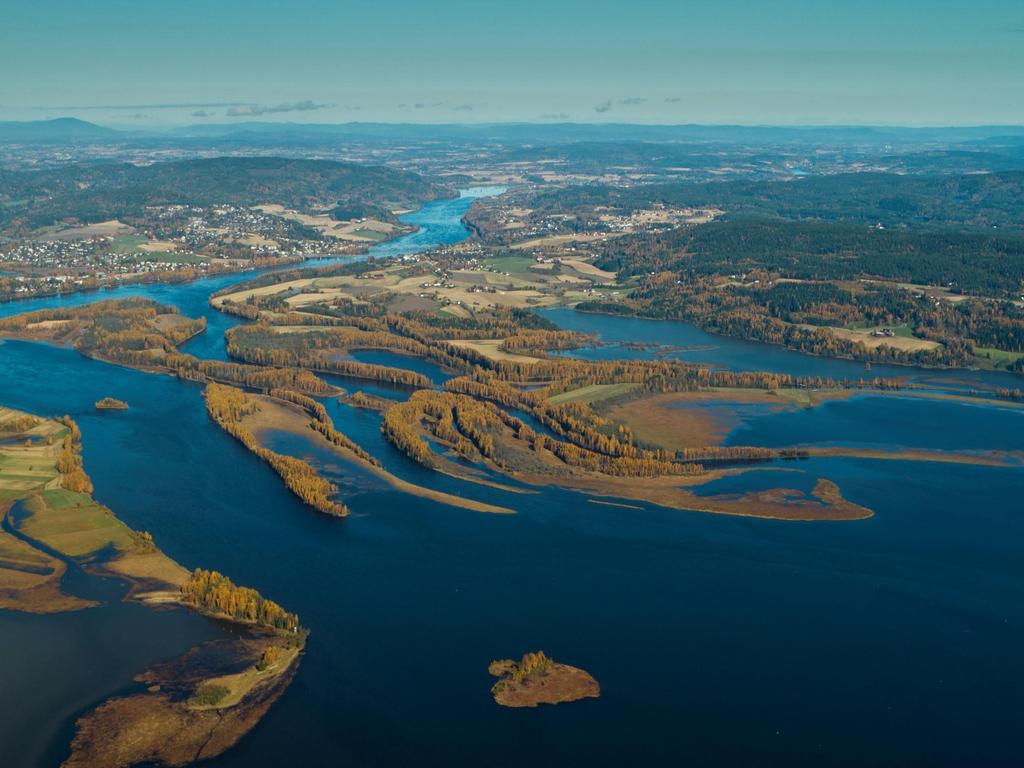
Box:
189 683 230 707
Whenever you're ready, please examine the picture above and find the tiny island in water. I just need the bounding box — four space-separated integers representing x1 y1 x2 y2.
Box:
490 652 600 708
94 397 129 410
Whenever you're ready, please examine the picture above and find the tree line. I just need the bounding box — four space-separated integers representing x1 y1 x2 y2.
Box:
267 388 381 467
181 568 300 632
204 383 348 516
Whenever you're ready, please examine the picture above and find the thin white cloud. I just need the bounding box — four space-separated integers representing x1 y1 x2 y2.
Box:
43 101 248 110
226 100 330 117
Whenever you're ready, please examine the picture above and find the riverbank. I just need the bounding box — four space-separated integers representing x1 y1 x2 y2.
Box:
243 391 514 514
0 406 305 767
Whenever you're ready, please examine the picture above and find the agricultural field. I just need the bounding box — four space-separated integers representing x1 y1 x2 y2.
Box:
821 325 942 352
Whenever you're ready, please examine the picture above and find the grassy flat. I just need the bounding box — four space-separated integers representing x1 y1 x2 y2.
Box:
188 644 300 711
0 409 98 611
20 491 137 558
548 382 640 405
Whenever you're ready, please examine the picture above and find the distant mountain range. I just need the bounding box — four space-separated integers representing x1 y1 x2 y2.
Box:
3 117 1024 146
0 117 120 143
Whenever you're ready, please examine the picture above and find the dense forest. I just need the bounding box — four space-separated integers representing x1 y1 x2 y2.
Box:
550 214 1024 367
181 568 300 632
55 416 94 494
521 171 1024 234
0 156 455 230
576 273 1024 366
0 298 346 392
595 218 1024 296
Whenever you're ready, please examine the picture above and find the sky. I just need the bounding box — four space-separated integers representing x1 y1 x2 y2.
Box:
2 0 1022 127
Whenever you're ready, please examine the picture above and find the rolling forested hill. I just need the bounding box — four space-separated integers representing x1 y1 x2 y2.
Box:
597 218 1024 297
0 157 455 230
527 171 1024 234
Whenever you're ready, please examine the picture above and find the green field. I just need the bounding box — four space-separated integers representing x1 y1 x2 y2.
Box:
352 228 388 242
482 255 538 275
0 534 53 571
974 346 1024 369
20 489 137 557
110 234 149 254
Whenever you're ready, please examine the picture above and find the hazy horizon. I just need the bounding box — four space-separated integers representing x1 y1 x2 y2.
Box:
11 117 1024 133
3 0 1021 127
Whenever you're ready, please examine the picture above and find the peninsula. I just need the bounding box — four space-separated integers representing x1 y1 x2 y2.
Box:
0 406 304 767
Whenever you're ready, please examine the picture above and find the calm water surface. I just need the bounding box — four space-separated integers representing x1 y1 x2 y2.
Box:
1 189 1023 767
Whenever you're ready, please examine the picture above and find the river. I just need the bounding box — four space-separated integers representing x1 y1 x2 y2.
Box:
1 188 1023 767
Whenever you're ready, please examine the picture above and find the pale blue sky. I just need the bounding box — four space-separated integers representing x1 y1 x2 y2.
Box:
2 0 1022 126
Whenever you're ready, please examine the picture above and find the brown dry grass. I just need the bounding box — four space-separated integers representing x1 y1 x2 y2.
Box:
210 278 312 308
604 392 740 449
105 551 190 591
253 205 396 241
25 319 71 331
0 525 96 613
64 636 299 768
188 644 300 711
136 240 179 253
559 258 617 282
605 388 855 450
509 233 622 250
43 219 135 240
491 662 600 708
524 470 874 522
803 446 1019 467
444 339 542 364
813 326 941 352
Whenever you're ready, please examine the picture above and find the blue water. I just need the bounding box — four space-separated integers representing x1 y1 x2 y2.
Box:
348 350 452 386
726 393 1024 452
542 307 1023 390
2 188 1024 767
0 187 503 363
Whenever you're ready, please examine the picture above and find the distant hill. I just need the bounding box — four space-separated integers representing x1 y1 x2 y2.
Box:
525 170 1024 234
0 118 120 143
0 156 455 230
163 121 1024 146
2 117 1022 149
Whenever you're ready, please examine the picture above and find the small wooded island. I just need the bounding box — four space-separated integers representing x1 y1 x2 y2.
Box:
489 651 600 708
95 396 129 410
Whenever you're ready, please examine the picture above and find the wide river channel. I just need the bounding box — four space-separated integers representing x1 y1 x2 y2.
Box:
1 188 1022 767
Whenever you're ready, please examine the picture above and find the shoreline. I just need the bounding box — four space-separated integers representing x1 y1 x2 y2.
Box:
569 305 1024 380
247 393 515 515
0 202 443 312
0 406 305 766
